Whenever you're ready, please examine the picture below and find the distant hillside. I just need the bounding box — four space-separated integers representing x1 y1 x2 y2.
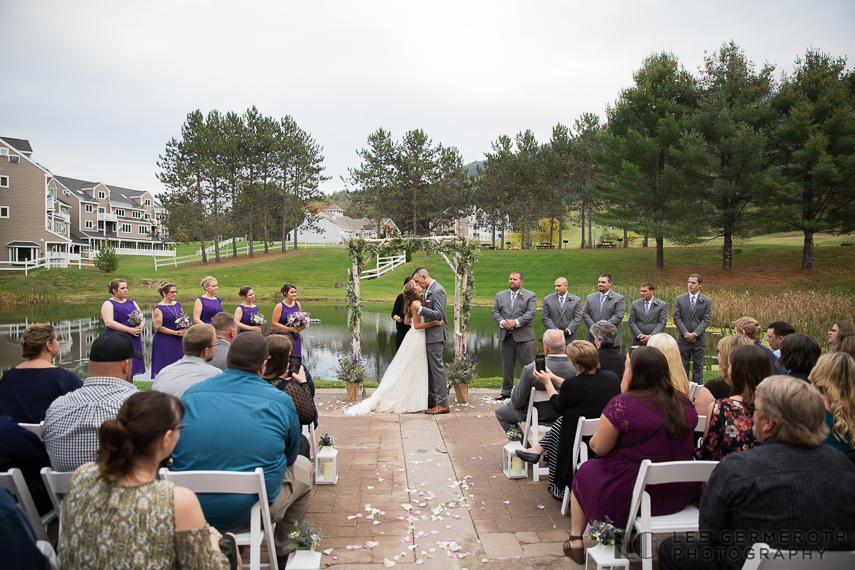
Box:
463 160 484 177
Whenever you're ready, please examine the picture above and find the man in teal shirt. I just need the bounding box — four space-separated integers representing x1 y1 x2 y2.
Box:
172 332 312 564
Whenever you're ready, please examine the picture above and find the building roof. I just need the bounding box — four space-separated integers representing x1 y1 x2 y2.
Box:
0 137 33 154
53 176 101 203
69 233 90 245
5 241 40 247
106 184 151 209
318 212 392 232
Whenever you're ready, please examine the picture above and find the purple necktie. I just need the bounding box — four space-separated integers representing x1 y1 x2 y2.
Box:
645 301 650 316
511 292 517 310
559 296 565 311
691 296 696 311
600 294 606 311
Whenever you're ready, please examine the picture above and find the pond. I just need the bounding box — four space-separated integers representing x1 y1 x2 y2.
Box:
0 301 721 381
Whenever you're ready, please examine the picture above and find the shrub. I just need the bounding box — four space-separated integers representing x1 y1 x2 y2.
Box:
94 245 119 273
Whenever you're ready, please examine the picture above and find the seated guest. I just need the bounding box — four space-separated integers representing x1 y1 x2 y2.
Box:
517 340 619 501
172 333 312 567
266 328 316 398
695 344 770 461
1 488 57 570
495 330 575 435
776 333 821 383
0 415 52 515
152 324 220 398
829 320 855 352
590 320 625 379
839 336 855 360
564 346 698 563
648 333 691 396
262 333 316 427
733 316 780 374
42 334 139 472
0 324 82 423
766 320 795 360
59 391 233 569
694 335 753 415
209 312 238 371
658 376 855 570
809 351 855 453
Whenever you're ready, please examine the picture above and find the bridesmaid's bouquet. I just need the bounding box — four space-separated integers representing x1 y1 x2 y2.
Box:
127 309 144 326
286 311 311 329
250 313 267 326
175 312 192 330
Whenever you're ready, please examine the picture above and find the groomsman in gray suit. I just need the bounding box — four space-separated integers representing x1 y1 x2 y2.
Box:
491 271 537 401
412 268 450 414
673 274 712 383
627 282 668 346
541 277 583 343
581 274 626 350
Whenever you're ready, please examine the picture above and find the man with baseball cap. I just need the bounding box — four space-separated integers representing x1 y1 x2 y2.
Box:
42 333 141 471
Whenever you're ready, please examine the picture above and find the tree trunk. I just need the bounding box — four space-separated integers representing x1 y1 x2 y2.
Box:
643 233 649 248
293 212 300 250
587 205 593 249
623 227 628 248
491 221 496 249
200 234 208 264
580 201 586 248
656 236 664 269
548 216 555 246
248 218 254 258
801 230 815 270
722 231 733 269
558 217 563 249
263 224 269 254
500 219 506 250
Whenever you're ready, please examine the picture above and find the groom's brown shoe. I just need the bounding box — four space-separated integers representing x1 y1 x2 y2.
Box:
428 402 437 410
425 405 450 415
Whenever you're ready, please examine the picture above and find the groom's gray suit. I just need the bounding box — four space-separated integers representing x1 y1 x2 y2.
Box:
418 279 449 407
491 288 537 398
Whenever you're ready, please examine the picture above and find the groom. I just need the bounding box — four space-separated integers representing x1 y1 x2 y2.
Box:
412 267 450 415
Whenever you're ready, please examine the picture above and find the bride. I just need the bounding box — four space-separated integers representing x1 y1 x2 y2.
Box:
345 280 444 415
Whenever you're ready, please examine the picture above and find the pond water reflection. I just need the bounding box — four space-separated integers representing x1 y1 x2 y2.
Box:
0 302 720 381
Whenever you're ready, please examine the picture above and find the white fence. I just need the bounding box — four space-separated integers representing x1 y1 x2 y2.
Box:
361 254 407 280
155 240 290 271
196 237 246 255
89 247 176 258
0 253 96 275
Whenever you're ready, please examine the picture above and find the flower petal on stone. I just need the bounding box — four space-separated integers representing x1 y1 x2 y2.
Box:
323 548 333 555
384 559 396 567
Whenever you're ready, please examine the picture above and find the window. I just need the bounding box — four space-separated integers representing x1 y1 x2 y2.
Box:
0 206 8 218
98 191 106 199
144 213 150 220
121 223 131 233
85 220 94 229
0 148 8 156
85 204 95 213
132 211 141 219
0 176 8 188
139 226 147 235
144 199 151 206
98 207 105 214
115 209 125 217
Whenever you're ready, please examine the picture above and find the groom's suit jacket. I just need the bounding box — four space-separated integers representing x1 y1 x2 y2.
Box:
541 292 583 342
491 288 537 342
581 291 626 347
673 292 712 346
627 297 668 345
419 280 448 344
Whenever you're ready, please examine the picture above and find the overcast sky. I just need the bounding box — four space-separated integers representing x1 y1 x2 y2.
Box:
2 1 853 197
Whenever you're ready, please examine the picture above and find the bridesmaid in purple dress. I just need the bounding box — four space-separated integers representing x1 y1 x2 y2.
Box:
100 278 146 377
150 281 186 378
563 346 699 564
234 286 262 334
272 283 305 356
193 275 223 325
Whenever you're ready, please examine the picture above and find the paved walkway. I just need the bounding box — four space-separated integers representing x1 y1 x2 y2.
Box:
308 388 624 569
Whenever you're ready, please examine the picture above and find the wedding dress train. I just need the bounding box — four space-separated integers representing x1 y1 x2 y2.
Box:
345 327 429 415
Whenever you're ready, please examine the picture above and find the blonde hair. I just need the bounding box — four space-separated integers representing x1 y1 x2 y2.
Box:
810 352 855 449
200 276 217 289
733 317 761 341
755 375 828 447
715 335 755 388
647 333 690 396
566 341 600 375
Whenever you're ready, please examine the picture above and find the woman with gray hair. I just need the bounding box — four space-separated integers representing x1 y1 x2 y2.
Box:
590 320 625 380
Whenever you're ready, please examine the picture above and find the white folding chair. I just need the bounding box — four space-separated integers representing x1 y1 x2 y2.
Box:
302 423 317 463
159 467 278 570
689 382 703 402
560 417 600 516
741 542 855 569
625 459 719 570
695 415 707 446
522 387 554 481
0 468 55 541
40 467 74 516
19 422 44 440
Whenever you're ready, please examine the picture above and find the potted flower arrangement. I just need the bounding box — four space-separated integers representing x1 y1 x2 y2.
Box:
445 345 477 404
286 520 322 569
334 344 366 402
506 426 523 443
587 517 623 559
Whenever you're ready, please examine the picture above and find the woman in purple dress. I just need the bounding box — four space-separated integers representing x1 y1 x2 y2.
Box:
100 278 146 377
564 346 698 563
193 275 223 325
150 281 186 378
271 283 305 356
234 286 262 334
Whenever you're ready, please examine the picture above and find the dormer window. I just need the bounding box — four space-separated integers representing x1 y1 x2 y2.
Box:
144 198 151 206
0 148 8 156
98 191 106 199
115 209 125 217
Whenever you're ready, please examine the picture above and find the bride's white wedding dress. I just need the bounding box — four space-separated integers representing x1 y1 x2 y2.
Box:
345 327 428 415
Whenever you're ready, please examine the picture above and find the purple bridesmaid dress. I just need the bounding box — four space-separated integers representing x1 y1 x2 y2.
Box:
197 296 223 324
103 298 146 377
238 305 259 334
151 302 185 378
278 301 303 356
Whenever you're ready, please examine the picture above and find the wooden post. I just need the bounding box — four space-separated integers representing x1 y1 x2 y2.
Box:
459 269 468 356
351 257 361 355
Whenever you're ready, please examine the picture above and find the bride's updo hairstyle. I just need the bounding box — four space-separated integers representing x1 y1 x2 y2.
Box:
402 280 421 317
108 278 126 295
96 391 184 483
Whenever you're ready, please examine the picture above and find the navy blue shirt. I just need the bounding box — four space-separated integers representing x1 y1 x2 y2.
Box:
0 416 50 482
0 366 83 423
754 341 782 375
0 488 50 570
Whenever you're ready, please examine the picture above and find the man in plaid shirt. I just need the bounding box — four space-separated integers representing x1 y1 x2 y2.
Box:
42 334 140 472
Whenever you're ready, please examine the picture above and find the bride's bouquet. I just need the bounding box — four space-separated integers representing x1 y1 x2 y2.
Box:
127 309 144 327
286 311 311 329
250 313 267 326
175 312 192 330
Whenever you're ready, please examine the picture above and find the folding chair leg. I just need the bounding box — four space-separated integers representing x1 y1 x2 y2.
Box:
560 486 571 516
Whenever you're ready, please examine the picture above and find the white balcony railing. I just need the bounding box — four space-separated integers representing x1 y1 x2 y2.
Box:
97 212 118 222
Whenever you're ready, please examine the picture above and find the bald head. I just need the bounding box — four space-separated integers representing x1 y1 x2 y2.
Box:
543 329 566 354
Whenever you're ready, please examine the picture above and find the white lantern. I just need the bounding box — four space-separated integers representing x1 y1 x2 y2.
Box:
315 446 338 484
502 441 528 479
286 549 322 570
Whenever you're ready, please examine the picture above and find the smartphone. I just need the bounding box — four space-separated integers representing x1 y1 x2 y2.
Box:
628 345 639 354
535 354 546 372
288 355 302 375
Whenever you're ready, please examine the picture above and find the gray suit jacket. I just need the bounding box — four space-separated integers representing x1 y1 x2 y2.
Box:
627 298 668 344
541 292 583 342
208 338 231 371
419 280 448 345
581 291 626 347
510 354 577 423
491 288 537 342
673 292 712 346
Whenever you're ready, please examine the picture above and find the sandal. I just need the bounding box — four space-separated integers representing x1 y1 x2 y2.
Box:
563 534 585 564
